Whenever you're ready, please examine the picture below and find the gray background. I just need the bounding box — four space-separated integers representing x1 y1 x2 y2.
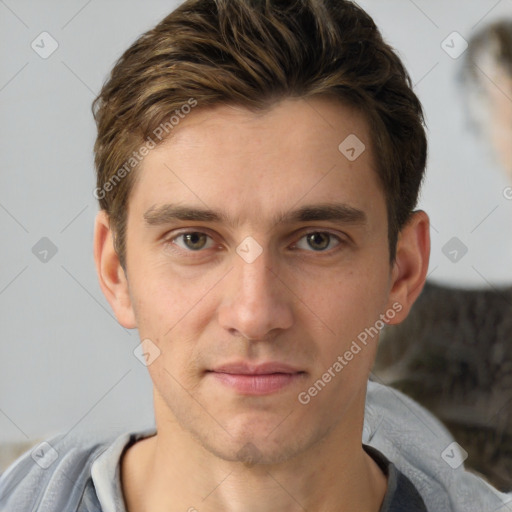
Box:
1 0 512 444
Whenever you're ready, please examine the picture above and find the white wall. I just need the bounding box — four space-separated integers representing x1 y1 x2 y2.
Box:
1 0 512 443
358 0 512 287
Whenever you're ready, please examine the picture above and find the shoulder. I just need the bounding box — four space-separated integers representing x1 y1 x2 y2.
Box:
364 381 512 512
0 430 117 512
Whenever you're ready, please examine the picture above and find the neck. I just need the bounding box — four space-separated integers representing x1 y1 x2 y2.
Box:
121 397 387 512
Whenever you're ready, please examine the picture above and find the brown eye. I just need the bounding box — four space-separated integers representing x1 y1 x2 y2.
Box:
307 232 330 250
295 232 341 252
172 232 213 251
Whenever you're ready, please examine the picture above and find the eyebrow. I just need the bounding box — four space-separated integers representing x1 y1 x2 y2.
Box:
143 202 367 228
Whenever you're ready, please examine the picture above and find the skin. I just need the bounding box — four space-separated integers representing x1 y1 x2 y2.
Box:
94 96 430 512
489 70 512 176
479 65 512 176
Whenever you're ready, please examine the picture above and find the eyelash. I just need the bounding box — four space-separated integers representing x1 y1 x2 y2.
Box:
163 229 345 256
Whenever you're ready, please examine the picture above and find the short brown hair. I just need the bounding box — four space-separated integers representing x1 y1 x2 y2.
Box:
92 0 427 270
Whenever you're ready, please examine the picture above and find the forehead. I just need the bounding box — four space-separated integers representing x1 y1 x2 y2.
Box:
129 97 383 226
161 97 372 161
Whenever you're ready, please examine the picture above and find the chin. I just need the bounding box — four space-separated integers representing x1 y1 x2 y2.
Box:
210 438 302 466
196 417 326 467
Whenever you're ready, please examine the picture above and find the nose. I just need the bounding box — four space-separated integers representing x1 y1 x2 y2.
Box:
217 246 294 341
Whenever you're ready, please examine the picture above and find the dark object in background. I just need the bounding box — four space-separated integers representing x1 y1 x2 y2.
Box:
374 280 512 492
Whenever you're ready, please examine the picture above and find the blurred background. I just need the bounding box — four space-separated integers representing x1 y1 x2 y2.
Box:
1 0 512 487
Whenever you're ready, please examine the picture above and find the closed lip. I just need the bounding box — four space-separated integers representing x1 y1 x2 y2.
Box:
208 362 305 375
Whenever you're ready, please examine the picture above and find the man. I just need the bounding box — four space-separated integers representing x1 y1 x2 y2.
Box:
0 1 509 511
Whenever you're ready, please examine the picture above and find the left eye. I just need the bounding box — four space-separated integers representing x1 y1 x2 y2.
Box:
171 232 215 251
294 232 341 252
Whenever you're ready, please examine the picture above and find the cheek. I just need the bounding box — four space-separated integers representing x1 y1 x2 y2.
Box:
289 268 390 377
319 266 390 324
128 261 225 370
130 259 215 331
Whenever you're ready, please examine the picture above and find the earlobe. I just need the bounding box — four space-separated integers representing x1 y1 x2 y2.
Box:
386 210 430 325
93 210 137 329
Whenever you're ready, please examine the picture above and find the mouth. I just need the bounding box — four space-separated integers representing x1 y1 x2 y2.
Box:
206 361 306 395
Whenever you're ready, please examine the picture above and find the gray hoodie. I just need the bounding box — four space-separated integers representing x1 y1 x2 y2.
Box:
0 381 510 512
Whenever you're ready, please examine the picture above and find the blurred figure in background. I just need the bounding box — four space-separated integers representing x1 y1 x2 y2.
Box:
464 20 512 176
374 19 512 493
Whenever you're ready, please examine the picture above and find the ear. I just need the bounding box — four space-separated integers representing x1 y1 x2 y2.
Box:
385 210 430 325
93 210 137 329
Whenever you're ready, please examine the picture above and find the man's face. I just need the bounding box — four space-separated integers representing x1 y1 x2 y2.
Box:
120 97 399 464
